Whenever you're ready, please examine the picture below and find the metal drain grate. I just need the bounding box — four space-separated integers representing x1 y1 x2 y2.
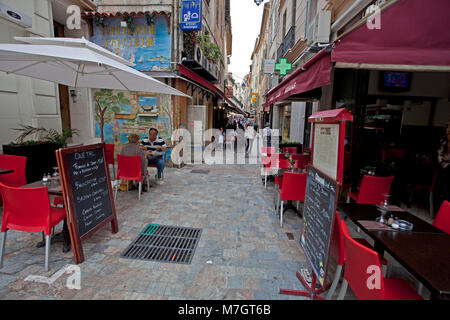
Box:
191 169 210 174
121 224 202 264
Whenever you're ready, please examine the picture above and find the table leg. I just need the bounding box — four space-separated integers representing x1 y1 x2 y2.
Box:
35 219 71 253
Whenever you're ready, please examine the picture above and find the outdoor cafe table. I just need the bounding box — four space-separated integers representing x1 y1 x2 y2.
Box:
21 179 71 252
338 202 450 300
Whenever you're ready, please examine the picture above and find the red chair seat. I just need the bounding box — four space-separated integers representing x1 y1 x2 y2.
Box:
53 196 64 206
275 176 283 188
383 278 423 300
50 207 66 226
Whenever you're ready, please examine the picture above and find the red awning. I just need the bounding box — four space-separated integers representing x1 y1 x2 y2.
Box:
332 0 450 69
178 64 217 93
265 49 332 106
308 108 353 123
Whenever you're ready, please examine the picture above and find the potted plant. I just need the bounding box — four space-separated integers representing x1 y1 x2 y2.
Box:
2 125 79 182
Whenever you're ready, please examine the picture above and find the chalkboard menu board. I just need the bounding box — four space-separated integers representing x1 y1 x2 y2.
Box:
300 165 337 287
65 147 112 236
56 143 118 264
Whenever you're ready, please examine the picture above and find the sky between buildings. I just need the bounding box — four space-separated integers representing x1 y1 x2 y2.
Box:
229 0 265 84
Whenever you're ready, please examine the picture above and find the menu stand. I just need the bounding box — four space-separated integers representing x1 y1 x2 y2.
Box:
280 269 330 300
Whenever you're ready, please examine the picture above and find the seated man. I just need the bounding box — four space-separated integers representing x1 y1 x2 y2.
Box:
141 127 168 185
120 133 149 192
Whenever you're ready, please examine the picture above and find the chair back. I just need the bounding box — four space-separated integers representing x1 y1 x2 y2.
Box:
357 175 394 204
280 172 307 201
330 211 345 266
261 146 276 156
292 154 311 170
433 201 450 235
0 183 52 234
341 220 384 300
0 154 27 187
105 144 115 165
117 155 142 181
282 147 299 154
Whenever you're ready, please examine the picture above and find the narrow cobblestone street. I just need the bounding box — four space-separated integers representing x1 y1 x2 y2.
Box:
0 159 320 300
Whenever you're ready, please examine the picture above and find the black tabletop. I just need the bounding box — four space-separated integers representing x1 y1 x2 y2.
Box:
338 202 450 300
338 203 444 234
21 179 63 196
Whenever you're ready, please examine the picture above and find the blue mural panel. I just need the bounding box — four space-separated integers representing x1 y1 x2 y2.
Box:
90 16 171 71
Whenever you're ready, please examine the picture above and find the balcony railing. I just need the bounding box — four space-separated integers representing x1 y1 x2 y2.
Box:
277 26 295 61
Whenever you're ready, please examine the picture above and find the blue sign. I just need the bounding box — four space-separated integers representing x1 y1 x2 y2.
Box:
180 0 202 31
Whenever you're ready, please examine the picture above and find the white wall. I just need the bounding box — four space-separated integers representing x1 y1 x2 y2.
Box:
0 0 60 149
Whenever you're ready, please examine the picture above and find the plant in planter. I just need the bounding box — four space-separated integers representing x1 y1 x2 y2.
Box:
11 124 79 148
196 34 224 67
3 125 79 182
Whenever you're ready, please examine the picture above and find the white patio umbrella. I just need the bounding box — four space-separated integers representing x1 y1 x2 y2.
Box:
0 36 190 97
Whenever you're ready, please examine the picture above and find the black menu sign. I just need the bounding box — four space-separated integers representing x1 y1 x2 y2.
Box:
56 143 118 264
301 165 337 287
65 147 112 237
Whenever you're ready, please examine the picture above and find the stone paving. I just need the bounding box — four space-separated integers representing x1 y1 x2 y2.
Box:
0 154 360 300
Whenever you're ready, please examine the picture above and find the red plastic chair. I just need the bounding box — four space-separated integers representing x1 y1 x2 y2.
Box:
337 220 422 300
105 143 115 179
292 154 311 171
282 147 299 155
433 200 450 235
326 211 387 300
116 155 148 200
0 154 27 187
276 172 307 227
0 183 66 272
347 175 394 205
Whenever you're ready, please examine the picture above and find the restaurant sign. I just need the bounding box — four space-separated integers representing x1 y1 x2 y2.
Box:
90 16 171 71
180 0 202 31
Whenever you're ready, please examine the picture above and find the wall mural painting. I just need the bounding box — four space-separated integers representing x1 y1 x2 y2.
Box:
91 15 173 160
90 16 171 71
94 90 173 160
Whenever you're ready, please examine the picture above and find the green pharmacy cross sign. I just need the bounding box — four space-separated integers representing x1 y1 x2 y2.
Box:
275 58 292 76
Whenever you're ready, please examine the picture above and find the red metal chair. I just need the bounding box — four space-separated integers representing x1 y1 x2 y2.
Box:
325 211 387 300
282 147 299 155
0 183 66 272
337 220 422 300
347 175 394 205
433 200 450 235
261 148 277 189
105 143 115 179
276 172 307 227
115 155 148 200
0 154 27 187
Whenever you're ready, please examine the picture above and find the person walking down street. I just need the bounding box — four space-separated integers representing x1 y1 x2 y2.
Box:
121 133 149 192
437 120 450 208
245 123 256 155
263 122 272 147
141 127 168 185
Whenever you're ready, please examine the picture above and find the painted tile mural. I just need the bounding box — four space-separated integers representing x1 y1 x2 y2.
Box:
90 16 171 71
94 89 173 159
90 15 173 160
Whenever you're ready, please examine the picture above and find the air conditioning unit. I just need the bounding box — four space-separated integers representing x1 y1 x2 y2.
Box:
0 3 32 28
306 10 331 46
193 44 203 64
